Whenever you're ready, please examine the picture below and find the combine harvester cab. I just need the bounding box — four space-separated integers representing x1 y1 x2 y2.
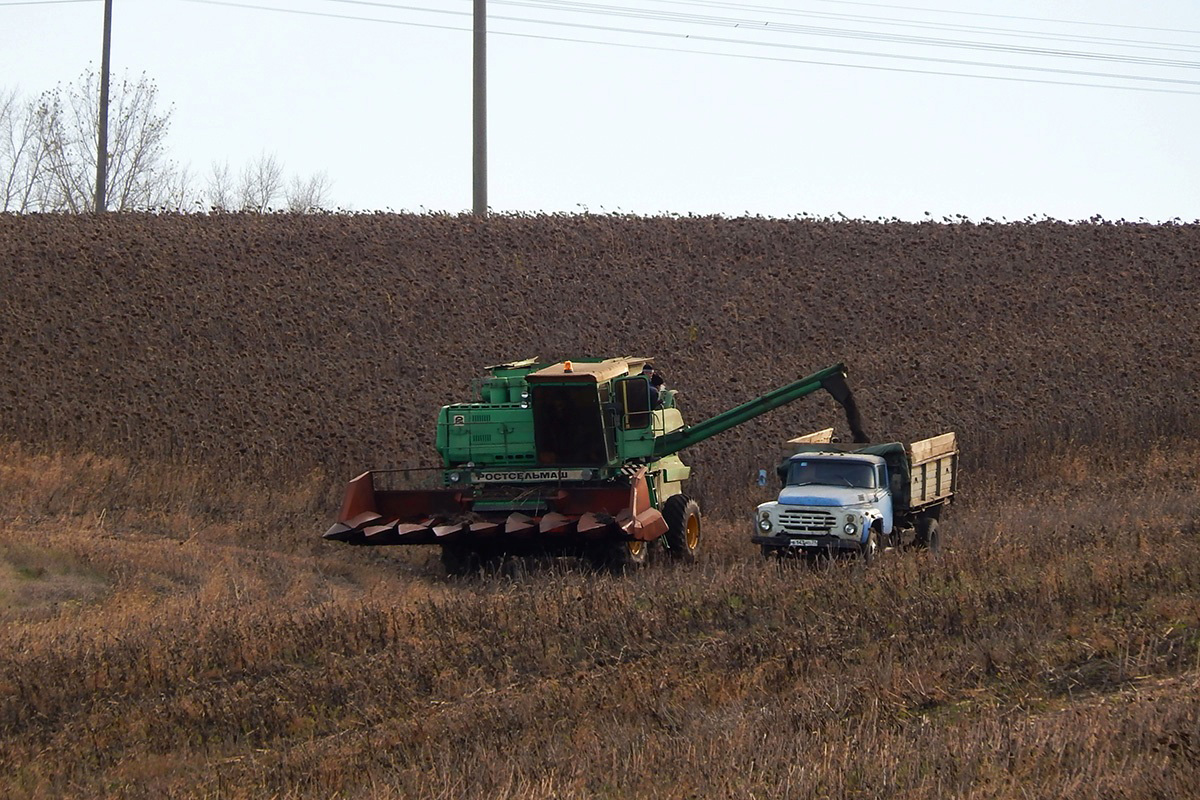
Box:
324 357 863 574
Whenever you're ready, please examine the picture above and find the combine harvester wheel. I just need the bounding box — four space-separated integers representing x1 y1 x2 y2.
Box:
662 495 701 563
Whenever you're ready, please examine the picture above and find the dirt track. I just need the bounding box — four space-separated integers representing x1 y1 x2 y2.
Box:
1 213 1196 508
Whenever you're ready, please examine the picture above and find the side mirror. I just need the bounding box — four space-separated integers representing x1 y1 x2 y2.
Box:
614 376 652 430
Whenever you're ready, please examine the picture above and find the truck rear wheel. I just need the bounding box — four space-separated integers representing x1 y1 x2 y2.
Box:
915 517 941 554
662 495 701 563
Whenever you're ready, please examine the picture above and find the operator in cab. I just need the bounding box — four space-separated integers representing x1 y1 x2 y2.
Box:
642 363 666 409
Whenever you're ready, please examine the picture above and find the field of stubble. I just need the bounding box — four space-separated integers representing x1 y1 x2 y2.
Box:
1 213 1198 797
1 440 1197 798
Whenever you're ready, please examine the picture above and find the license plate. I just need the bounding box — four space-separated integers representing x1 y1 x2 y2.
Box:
789 538 819 547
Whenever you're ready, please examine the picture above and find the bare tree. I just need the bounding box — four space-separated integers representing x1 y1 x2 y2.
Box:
34 69 175 211
5 76 336 214
285 170 332 212
238 151 284 212
105 74 173 210
204 160 235 210
161 163 195 212
0 87 52 211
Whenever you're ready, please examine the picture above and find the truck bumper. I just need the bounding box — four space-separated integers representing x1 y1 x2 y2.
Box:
752 533 859 554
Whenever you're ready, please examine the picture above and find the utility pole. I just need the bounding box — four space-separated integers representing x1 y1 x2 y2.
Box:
94 0 112 213
472 0 487 216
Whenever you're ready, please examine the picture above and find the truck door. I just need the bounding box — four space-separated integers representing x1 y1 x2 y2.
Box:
877 463 894 535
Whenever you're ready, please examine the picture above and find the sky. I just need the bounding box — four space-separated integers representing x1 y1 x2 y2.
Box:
2 0 1199 221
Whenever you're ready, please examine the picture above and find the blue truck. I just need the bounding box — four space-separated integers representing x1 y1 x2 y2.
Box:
752 430 957 562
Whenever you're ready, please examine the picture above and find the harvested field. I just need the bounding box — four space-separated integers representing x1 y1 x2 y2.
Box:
0 213 1198 797
0 441 1198 798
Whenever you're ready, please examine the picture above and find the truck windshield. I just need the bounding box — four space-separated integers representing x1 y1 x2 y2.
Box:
787 459 876 489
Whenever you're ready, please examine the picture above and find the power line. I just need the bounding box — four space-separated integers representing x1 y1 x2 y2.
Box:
489 16 1200 87
0 0 98 6
343 0 1200 86
544 0 1200 55
767 0 1200 37
178 0 1200 95
312 0 1200 71
320 0 1200 57
491 0 1200 70
182 0 467 31
507 27 1200 96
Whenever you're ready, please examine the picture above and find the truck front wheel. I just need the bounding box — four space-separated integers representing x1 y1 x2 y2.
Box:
663 495 702 563
859 529 878 565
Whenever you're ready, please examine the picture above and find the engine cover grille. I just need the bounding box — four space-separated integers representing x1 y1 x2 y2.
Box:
778 509 837 533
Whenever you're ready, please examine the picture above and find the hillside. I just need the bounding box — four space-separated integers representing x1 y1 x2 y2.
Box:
1 213 1197 511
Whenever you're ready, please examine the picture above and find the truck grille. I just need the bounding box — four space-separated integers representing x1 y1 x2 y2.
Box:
778 510 836 533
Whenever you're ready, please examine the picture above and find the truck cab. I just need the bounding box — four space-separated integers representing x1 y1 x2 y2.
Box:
753 452 893 559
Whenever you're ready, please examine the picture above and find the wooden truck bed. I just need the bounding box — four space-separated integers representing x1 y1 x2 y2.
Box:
908 432 957 508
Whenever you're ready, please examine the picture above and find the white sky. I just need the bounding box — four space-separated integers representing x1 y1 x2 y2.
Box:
3 0 1199 220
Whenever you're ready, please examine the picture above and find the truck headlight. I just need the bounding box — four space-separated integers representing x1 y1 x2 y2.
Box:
843 522 857 535
448 472 462 483
758 514 772 533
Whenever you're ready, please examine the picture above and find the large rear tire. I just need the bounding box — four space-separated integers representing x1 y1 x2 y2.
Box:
662 495 702 563
915 517 942 554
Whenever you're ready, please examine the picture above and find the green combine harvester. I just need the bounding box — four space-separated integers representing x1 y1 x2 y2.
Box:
324 357 865 574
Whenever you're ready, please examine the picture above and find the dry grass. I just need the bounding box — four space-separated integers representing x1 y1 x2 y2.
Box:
0 437 1197 798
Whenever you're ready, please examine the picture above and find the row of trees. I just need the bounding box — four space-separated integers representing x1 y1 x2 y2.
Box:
1 70 331 213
